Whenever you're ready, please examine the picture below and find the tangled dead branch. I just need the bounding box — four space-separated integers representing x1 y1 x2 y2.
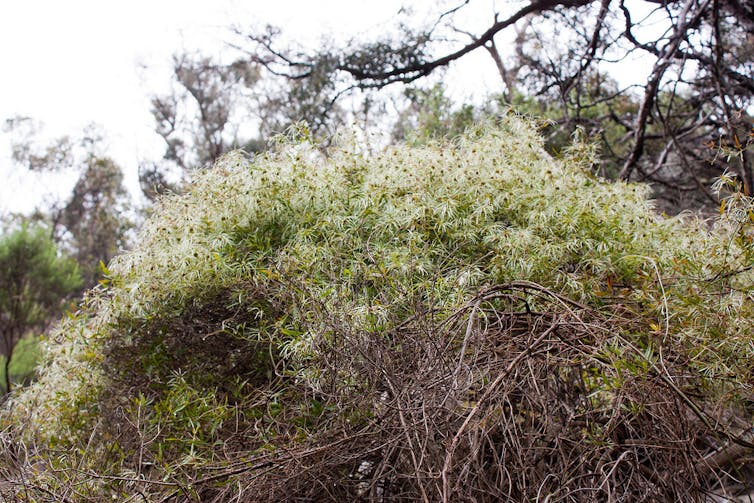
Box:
63 283 749 500
2 282 753 501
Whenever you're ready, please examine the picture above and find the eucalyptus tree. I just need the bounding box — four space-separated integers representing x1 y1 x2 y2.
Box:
4 118 133 287
233 0 753 211
61 156 132 287
141 53 269 202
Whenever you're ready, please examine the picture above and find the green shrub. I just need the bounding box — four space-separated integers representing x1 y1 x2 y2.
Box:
3 116 754 501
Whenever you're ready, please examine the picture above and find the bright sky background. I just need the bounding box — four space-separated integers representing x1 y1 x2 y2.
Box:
0 0 649 216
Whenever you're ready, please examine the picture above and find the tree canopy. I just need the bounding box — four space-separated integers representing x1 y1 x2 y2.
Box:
216 0 752 210
4 118 133 289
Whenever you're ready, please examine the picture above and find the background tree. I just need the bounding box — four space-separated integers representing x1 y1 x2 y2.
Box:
226 0 753 212
245 39 350 143
391 83 477 144
142 53 265 200
4 118 134 288
0 224 80 395
60 156 132 287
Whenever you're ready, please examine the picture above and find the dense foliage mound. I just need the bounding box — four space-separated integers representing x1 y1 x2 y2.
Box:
3 117 754 501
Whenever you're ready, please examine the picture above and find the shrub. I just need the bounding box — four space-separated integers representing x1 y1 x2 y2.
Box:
2 116 753 501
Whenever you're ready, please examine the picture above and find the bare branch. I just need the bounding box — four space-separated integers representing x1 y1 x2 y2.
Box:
620 0 712 180
339 0 596 86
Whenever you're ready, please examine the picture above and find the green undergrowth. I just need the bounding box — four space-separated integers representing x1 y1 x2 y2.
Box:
3 116 754 501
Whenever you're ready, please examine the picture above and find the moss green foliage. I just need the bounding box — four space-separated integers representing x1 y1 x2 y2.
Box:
3 116 754 501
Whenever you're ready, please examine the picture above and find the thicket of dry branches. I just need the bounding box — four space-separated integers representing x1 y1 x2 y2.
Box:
2 282 750 502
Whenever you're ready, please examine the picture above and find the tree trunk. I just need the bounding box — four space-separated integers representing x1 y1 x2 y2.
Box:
3 352 11 396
